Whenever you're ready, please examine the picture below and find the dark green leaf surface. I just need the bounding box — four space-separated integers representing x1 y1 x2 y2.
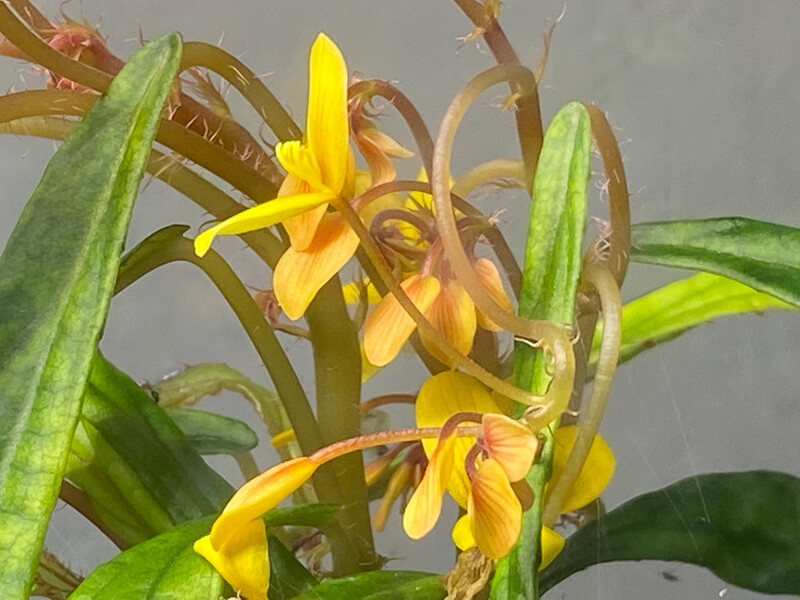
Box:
589 272 796 369
630 218 800 307
268 535 318 599
495 103 591 600
540 470 800 595
262 503 340 529
0 34 181 598
166 407 259 455
70 517 222 600
291 571 444 600
77 355 233 529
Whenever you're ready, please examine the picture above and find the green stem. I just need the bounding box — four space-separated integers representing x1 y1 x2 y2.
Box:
180 41 301 142
305 280 378 572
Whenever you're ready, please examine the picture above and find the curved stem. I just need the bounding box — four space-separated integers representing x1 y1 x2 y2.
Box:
450 157 525 198
349 79 434 176
360 393 416 414
59 480 128 550
337 196 572 427
0 113 285 265
6 0 51 33
180 41 301 142
585 104 631 285
542 265 620 526
451 0 543 189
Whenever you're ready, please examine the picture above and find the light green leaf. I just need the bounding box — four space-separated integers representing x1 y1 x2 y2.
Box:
67 354 233 543
0 34 181 598
540 470 800 595
630 217 800 307
166 408 259 455
290 571 444 600
589 272 796 368
69 517 222 600
495 102 591 600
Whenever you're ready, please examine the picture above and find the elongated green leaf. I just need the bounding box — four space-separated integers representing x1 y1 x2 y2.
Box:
0 34 181 598
589 272 796 368
70 517 223 600
540 470 800 595
166 408 258 455
262 503 340 529
291 571 444 600
74 354 233 533
630 218 800 307
494 103 591 600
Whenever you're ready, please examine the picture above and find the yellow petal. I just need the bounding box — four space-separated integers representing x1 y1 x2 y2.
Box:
362 274 441 367
273 214 360 320
451 514 476 551
416 372 504 507
275 140 328 193
193 192 333 257
546 426 615 515
473 258 513 331
210 457 318 547
283 203 329 252
468 458 522 560
194 518 269 600
403 432 457 539
306 33 348 195
540 527 565 569
481 413 539 482
420 279 477 369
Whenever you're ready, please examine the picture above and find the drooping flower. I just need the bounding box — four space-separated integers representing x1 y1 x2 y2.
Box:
194 457 320 600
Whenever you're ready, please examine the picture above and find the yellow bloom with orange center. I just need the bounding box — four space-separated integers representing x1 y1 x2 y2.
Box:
404 372 615 566
194 457 320 600
194 33 360 319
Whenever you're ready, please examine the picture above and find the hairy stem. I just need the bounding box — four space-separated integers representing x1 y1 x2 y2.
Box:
542 265 620 526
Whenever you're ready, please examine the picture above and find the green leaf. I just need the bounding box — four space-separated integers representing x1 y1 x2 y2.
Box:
514 101 591 391
589 272 796 368
72 354 233 536
70 517 223 600
540 470 800 595
630 217 800 307
290 571 445 600
0 34 181 598
166 408 259 455
268 535 318 600
495 103 591 600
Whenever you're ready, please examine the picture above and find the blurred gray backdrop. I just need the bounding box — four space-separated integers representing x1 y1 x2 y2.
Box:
2 1 799 598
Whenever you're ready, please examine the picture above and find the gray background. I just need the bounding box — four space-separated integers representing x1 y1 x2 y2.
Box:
2 1 799 598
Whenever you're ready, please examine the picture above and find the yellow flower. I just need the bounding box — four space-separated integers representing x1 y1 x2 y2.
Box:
194 457 320 600
405 372 614 566
402 372 538 559
194 33 359 319
362 258 512 368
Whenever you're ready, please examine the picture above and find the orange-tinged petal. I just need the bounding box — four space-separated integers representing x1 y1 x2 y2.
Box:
193 192 333 257
417 372 505 507
546 426 615 514
362 274 441 367
468 458 522 560
540 527 565 569
451 514 475 551
283 203 329 252
306 33 348 195
275 140 329 193
356 130 397 187
273 214 360 320
194 518 269 600
420 279 477 369
481 413 538 482
403 432 457 539
210 457 318 547
473 258 514 331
